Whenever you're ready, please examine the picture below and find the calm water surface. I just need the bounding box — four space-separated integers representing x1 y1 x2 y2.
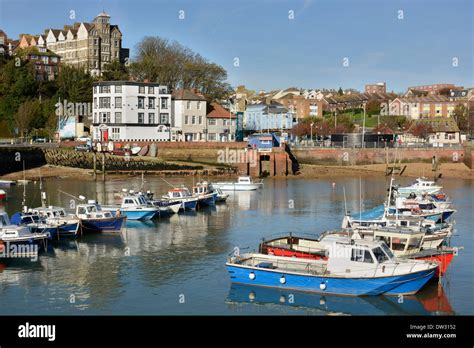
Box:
0 176 472 315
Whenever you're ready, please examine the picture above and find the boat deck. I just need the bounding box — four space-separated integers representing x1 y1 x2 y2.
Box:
236 255 327 276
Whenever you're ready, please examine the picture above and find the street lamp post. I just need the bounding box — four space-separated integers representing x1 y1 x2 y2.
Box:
362 102 367 148
310 122 314 145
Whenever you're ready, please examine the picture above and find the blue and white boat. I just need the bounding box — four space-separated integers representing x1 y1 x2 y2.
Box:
162 187 199 211
102 194 158 220
143 191 181 215
192 181 217 207
226 236 437 296
0 211 49 254
28 206 80 238
396 177 442 196
75 201 126 232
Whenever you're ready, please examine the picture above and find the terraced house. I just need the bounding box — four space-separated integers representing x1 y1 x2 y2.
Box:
43 11 129 76
389 95 467 119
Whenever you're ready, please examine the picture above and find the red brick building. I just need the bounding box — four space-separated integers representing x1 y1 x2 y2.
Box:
407 83 463 95
365 82 386 94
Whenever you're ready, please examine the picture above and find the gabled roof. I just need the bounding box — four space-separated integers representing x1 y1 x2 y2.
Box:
172 89 206 101
409 117 460 133
206 102 236 119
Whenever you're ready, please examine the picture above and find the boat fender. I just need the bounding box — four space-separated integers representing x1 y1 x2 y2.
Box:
382 265 385 273
279 276 286 284
249 272 256 280
319 281 327 290
249 292 256 301
279 295 286 303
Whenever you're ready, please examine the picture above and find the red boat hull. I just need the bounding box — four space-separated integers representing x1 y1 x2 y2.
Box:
414 252 455 277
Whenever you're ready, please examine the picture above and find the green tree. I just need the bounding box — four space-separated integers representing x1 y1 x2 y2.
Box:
337 87 343 96
56 65 93 103
0 58 38 130
102 60 130 81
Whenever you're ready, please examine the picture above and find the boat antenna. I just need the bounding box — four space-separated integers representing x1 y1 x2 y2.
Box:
21 160 26 208
140 172 145 191
160 177 176 188
343 186 347 216
386 177 394 219
58 190 86 202
38 168 46 208
359 177 362 223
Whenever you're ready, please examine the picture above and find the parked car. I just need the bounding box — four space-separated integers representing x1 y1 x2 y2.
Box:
75 144 92 152
32 136 48 143
76 136 90 142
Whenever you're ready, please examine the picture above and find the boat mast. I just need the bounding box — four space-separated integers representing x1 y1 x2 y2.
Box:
21 160 26 209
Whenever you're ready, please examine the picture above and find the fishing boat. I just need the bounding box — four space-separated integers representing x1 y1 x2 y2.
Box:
396 177 442 196
213 186 229 203
260 229 456 277
390 197 455 222
102 194 159 220
0 189 6 201
0 180 16 188
227 235 437 296
162 187 198 211
192 181 217 207
0 212 49 254
143 191 181 215
75 201 126 232
29 206 80 238
214 176 263 191
10 211 76 240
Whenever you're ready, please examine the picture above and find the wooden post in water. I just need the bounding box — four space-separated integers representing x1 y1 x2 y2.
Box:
102 152 106 182
93 152 97 180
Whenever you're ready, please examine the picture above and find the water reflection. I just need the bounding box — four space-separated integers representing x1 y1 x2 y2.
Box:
226 281 454 316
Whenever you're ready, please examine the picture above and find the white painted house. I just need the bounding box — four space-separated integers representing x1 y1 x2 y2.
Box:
92 81 172 142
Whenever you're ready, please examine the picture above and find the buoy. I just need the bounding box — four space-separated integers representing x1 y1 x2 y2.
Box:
249 272 256 280
320 281 327 290
279 276 286 284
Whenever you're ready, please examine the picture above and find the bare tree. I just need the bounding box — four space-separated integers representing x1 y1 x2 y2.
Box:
15 100 40 140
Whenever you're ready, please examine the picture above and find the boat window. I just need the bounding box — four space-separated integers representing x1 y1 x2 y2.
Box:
372 247 388 262
172 192 181 198
400 221 407 226
409 221 419 227
391 238 407 251
351 248 374 263
124 199 133 204
380 242 394 259
78 207 87 214
0 214 9 225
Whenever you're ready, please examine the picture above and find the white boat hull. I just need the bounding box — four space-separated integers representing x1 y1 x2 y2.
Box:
214 183 261 191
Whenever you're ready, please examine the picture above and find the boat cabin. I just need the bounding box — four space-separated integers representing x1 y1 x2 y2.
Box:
166 188 192 199
354 228 425 256
319 236 396 276
192 182 212 196
31 206 67 219
237 176 253 184
76 202 113 219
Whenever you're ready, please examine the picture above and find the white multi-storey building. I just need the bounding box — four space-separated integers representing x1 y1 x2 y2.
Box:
92 81 172 142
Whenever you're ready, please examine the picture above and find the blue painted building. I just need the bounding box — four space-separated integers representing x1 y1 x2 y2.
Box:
245 102 293 132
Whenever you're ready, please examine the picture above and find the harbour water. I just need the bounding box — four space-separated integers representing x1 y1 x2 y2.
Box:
0 176 472 315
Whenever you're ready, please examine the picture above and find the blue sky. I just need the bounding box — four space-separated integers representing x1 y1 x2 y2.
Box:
1 0 472 92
